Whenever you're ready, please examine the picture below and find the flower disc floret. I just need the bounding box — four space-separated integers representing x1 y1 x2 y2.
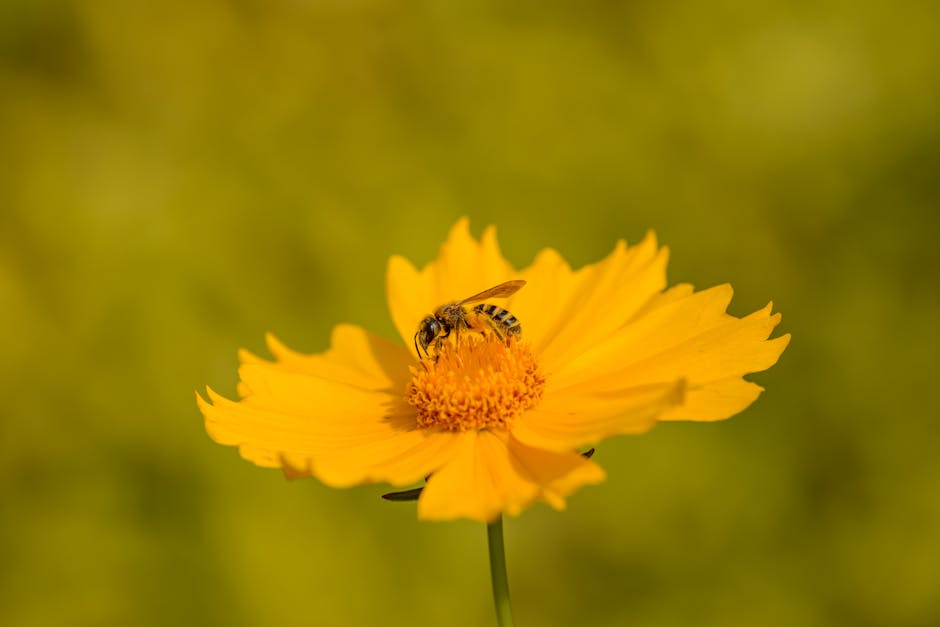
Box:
406 335 545 432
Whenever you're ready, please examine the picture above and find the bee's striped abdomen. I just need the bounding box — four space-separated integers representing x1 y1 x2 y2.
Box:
473 303 522 338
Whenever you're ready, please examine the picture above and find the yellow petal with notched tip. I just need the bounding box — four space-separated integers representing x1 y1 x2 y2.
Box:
513 232 668 371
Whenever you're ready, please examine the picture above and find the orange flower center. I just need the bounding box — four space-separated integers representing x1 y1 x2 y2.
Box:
406 334 545 432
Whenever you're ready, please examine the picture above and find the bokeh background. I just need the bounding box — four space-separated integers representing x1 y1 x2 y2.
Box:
2 1 939 626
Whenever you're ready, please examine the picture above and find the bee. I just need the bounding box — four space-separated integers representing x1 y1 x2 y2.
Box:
414 280 526 357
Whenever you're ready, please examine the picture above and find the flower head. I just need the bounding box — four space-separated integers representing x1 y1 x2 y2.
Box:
198 219 789 522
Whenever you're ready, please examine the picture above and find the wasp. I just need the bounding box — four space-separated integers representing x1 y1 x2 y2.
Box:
414 280 526 357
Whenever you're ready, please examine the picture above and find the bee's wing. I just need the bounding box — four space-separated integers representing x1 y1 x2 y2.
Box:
457 280 526 305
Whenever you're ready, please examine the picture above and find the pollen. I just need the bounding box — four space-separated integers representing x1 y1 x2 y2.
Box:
406 334 545 432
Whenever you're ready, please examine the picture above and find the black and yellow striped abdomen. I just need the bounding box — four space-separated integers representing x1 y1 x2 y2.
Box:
473 303 522 339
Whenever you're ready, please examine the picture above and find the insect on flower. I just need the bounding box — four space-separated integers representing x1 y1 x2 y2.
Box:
414 280 526 357
198 218 790 523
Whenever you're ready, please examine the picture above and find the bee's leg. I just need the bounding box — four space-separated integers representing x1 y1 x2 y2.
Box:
482 318 505 343
455 317 477 348
450 324 469 367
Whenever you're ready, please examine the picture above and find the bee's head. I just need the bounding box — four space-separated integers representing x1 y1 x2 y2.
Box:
415 316 443 356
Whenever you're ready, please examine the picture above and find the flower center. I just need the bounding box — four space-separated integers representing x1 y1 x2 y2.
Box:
406 334 545 432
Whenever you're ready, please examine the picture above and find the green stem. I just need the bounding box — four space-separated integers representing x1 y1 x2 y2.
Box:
486 516 515 627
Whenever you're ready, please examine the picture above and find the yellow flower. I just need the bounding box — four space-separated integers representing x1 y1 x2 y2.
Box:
198 219 790 522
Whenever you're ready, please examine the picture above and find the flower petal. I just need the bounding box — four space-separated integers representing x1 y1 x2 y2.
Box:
658 377 765 422
386 255 434 355
386 218 517 350
628 282 696 320
514 232 668 371
508 247 578 351
510 380 686 451
417 431 606 522
198 380 459 487
197 325 461 487
550 284 790 422
263 324 413 391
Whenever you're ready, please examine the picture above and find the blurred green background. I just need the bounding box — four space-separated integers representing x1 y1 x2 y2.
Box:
2 1 939 626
